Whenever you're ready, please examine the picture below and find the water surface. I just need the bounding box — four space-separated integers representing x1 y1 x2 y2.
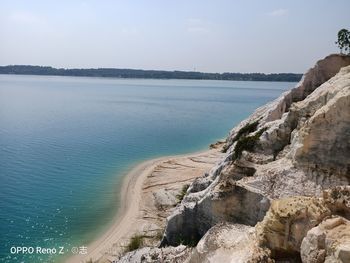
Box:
0 75 295 262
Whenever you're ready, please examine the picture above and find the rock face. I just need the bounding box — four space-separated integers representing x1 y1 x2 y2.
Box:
162 181 270 246
289 65 350 179
300 216 350 263
117 245 192 263
189 223 272 263
160 54 350 251
256 187 350 261
323 186 350 218
256 196 331 259
116 54 350 263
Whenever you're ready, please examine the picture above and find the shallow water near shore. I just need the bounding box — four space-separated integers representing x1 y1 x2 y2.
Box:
0 75 295 262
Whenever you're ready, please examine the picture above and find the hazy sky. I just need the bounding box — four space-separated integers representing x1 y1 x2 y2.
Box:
0 0 349 73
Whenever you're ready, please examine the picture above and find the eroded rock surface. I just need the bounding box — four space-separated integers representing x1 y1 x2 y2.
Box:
255 186 350 262
256 196 331 259
189 223 272 263
161 54 350 249
301 216 350 263
117 245 192 263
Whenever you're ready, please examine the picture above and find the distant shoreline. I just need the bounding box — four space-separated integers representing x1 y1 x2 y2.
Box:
0 65 302 82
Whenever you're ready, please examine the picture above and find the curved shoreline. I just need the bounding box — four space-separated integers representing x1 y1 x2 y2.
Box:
66 149 220 263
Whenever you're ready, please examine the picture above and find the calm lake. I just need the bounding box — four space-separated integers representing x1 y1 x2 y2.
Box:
0 75 295 262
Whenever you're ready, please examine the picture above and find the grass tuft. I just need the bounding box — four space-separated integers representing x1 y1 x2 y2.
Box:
233 127 267 159
125 234 144 252
223 120 261 153
176 184 190 203
175 233 200 247
155 229 164 241
232 120 260 142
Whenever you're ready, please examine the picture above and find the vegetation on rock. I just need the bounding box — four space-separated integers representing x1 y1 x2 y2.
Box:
125 234 145 252
233 127 267 159
336 29 350 54
232 120 260 142
175 233 200 247
176 184 190 203
222 120 260 152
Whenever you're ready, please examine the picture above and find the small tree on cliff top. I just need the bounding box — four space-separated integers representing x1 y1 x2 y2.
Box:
336 29 350 54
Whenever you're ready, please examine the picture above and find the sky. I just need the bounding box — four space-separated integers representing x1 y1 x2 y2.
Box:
0 0 349 73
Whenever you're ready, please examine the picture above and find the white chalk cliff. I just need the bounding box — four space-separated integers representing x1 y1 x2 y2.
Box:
118 54 350 263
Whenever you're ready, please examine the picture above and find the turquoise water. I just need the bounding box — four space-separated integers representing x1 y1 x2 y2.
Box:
0 75 295 262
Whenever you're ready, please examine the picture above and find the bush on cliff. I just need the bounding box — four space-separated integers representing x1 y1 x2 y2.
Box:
222 120 260 152
232 120 260 142
125 234 144 252
176 184 190 203
233 127 267 159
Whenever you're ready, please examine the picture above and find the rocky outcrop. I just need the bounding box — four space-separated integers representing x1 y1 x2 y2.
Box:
323 186 350 218
116 54 350 263
225 54 350 153
162 181 270 246
189 223 272 263
160 55 350 250
117 245 192 263
256 196 331 259
300 216 350 263
264 53 350 123
289 66 350 179
255 187 350 261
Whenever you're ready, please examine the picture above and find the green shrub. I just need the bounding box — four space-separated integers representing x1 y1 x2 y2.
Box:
125 234 144 252
176 233 200 247
233 127 267 159
155 229 164 241
176 184 190 203
222 120 260 153
232 120 260 142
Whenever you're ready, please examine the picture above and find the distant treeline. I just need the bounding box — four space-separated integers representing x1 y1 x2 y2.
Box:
0 65 302 82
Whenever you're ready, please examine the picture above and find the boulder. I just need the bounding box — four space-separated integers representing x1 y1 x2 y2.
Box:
300 216 350 263
117 245 192 263
189 223 272 263
290 65 350 180
256 196 331 259
323 186 350 218
162 181 270 246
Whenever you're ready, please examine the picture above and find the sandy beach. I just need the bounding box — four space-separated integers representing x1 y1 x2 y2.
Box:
66 147 223 263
